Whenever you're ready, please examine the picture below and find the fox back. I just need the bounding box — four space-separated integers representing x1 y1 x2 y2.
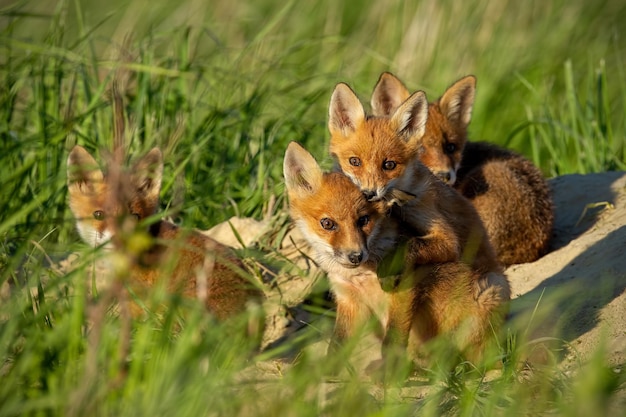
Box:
371 72 554 265
67 145 263 320
456 141 554 265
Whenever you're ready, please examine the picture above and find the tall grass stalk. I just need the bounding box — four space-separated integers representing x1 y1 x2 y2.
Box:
1 0 625 416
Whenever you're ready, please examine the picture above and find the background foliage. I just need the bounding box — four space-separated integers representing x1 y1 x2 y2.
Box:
0 0 625 415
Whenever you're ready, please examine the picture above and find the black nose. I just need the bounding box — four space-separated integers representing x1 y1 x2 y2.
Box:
348 251 363 265
362 190 376 201
436 171 451 183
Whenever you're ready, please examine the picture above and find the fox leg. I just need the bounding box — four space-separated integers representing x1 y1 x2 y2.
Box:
328 296 372 354
379 289 416 381
378 222 461 279
406 222 461 266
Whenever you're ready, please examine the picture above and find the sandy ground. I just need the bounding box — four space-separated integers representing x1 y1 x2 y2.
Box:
207 171 626 372
506 171 626 370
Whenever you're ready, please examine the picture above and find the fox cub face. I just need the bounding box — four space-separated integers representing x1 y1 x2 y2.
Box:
371 72 476 186
328 83 429 201
67 145 162 248
283 142 392 271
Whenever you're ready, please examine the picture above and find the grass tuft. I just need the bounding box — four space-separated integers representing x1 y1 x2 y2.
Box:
1 0 625 416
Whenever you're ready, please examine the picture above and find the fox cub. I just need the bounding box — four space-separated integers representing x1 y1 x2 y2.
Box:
67 145 263 320
284 141 509 364
371 72 554 265
328 82 502 275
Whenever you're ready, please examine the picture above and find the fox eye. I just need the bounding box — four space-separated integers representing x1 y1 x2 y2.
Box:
349 157 361 167
444 143 456 154
93 210 104 221
357 215 369 228
320 218 336 231
382 160 396 171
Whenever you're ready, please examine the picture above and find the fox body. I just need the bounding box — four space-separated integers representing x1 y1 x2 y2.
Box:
371 73 554 265
67 145 263 320
328 83 501 275
283 142 509 364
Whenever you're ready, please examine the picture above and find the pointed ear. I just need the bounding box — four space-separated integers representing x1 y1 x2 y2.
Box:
328 83 365 137
370 72 410 116
133 147 163 200
283 142 323 197
390 90 429 141
439 75 476 128
67 145 104 191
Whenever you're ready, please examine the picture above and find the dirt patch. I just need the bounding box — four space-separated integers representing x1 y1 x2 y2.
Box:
507 171 626 369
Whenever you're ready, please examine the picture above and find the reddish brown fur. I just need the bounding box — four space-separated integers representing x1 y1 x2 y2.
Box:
284 141 510 366
328 84 501 275
392 176 502 275
419 102 466 181
288 172 386 261
384 262 508 364
67 145 263 320
330 118 418 193
371 73 554 265
453 141 554 265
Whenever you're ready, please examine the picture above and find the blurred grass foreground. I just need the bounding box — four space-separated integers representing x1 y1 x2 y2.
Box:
0 0 625 416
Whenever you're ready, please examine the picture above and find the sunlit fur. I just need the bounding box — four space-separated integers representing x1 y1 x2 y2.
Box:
67 145 263 321
284 142 400 340
286 168 394 273
331 117 419 200
326 81 512 363
329 82 428 201
370 72 472 186
284 141 510 365
371 72 554 265
327 81 502 273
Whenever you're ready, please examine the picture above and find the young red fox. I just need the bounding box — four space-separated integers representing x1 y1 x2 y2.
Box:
67 145 263 320
328 82 502 275
370 72 554 265
283 141 509 365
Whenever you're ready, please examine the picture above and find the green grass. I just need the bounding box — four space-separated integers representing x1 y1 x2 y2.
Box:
1 0 626 415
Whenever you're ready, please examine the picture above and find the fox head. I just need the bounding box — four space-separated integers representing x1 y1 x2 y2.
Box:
66 145 163 248
371 72 476 186
328 82 429 201
283 142 392 272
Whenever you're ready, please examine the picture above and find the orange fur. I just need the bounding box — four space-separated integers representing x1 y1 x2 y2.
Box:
328 82 501 275
370 73 554 265
284 142 509 366
67 145 263 320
